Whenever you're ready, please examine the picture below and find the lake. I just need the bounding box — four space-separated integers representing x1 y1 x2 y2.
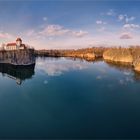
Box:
0 57 140 139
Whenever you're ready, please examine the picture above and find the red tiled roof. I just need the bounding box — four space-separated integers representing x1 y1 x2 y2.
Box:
6 43 26 47
7 43 16 46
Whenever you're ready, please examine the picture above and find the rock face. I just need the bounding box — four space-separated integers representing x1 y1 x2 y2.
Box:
130 47 140 72
103 47 140 72
0 49 35 66
134 63 140 72
83 53 95 61
103 48 133 64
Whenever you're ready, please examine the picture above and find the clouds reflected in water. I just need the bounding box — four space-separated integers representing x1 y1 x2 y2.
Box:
36 58 89 76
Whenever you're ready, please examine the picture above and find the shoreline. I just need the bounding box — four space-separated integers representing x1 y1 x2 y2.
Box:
35 46 140 72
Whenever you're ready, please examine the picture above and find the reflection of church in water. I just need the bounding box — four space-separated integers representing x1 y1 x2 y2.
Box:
0 64 35 85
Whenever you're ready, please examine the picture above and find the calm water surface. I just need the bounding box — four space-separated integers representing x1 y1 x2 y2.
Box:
0 57 140 139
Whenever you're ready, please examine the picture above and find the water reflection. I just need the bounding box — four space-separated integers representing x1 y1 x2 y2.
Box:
1 57 140 85
0 63 35 85
105 61 132 71
105 61 140 81
36 57 140 82
0 57 140 139
36 57 89 76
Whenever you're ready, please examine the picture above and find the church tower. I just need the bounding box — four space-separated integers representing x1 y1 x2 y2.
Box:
16 38 22 48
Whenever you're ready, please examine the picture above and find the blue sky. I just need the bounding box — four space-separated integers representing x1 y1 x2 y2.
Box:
0 0 140 49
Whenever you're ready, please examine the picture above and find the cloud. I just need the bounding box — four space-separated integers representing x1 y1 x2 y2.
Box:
97 27 106 32
39 24 69 36
39 24 88 38
120 32 133 39
123 24 140 29
43 17 47 21
101 9 115 16
0 32 14 39
26 29 42 40
106 9 116 16
118 14 135 23
96 20 106 32
118 14 125 21
96 20 106 25
125 16 135 23
26 29 35 36
71 30 88 37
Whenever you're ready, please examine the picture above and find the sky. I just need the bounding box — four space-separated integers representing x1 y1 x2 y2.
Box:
0 0 140 49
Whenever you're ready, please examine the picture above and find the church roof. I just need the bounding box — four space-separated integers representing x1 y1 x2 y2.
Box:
6 43 26 47
7 43 16 46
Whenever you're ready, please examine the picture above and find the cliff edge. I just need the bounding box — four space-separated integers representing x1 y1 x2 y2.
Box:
0 49 35 66
103 48 133 64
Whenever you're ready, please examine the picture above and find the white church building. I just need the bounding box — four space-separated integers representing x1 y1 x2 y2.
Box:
1 38 26 51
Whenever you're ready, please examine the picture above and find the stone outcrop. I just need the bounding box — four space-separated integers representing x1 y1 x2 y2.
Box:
102 47 140 72
130 47 140 72
134 63 140 72
103 48 133 64
83 53 95 61
0 49 35 66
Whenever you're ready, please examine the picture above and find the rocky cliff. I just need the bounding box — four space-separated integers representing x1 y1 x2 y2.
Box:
103 48 133 64
0 49 35 66
130 47 140 72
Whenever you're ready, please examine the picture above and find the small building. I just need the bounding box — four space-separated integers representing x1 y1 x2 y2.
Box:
4 38 26 51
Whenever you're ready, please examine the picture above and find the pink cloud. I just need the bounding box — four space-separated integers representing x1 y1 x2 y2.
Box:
120 32 133 39
39 24 88 38
0 32 14 39
39 24 70 36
